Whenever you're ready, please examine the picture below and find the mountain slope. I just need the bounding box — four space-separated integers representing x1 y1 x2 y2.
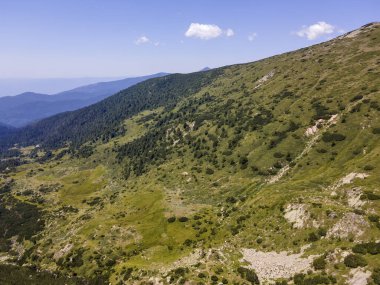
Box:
0 122 15 137
0 71 221 150
0 23 379 284
0 73 168 127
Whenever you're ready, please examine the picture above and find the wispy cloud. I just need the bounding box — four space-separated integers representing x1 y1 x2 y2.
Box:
248 32 257 42
134 36 150 45
226 28 234 37
296 21 335 40
185 23 234 40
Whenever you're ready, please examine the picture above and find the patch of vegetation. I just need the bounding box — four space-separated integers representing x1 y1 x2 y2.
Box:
0 264 105 285
0 195 44 251
237 267 259 284
344 254 368 268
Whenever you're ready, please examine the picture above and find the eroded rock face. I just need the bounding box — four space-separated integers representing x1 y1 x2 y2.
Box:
330 173 369 191
240 248 315 282
284 203 310 229
346 187 366 208
347 268 371 285
327 212 369 239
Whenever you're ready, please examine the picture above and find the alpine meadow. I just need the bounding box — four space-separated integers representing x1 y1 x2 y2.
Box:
0 2 379 285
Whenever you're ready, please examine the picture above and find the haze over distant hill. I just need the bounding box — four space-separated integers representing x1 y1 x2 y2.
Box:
0 73 168 127
0 77 121 98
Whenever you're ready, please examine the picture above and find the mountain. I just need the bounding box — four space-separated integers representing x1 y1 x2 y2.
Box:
199 67 211 71
0 23 380 284
0 73 168 127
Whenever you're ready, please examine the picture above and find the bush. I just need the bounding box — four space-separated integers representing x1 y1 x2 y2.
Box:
273 152 284 158
237 267 259 284
198 272 206 278
294 273 335 285
352 242 380 255
318 228 327 237
322 132 346 142
368 215 379 223
350 95 363 102
372 128 380 134
344 254 367 268
226 196 237 203
313 256 326 270
352 243 368 254
372 268 380 285
205 168 214 175
308 232 320 242
367 242 380 255
178 216 189 222
167 216 176 223
363 165 374 171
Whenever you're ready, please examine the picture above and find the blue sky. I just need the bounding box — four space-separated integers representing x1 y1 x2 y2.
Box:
0 0 379 78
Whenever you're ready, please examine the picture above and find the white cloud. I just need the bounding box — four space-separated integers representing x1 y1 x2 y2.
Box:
185 23 234 40
248 32 257 41
135 36 150 45
226 28 234 37
296 21 335 40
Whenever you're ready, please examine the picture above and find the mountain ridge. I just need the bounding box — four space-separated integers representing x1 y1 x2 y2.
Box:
0 73 169 127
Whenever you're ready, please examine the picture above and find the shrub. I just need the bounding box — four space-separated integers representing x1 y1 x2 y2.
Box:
363 165 374 171
372 268 380 285
322 132 346 142
237 267 259 284
318 228 327 237
368 215 380 223
198 272 206 278
273 152 284 158
294 273 335 285
367 242 380 255
373 128 380 134
352 243 368 254
308 232 320 242
226 196 237 203
205 168 214 175
178 216 189 222
350 95 363 102
167 216 176 223
313 256 326 270
344 254 367 268
239 156 249 165
211 275 218 282
366 192 380 200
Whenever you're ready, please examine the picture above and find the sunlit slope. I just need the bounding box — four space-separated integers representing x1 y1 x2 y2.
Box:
0 23 379 284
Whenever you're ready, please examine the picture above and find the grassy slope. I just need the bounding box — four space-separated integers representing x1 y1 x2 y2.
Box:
0 23 379 284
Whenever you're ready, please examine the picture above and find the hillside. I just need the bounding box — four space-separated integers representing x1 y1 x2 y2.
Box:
0 73 168 127
0 123 15 138
0 23 379 285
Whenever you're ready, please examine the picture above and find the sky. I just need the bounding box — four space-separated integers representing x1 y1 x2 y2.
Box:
0 0 379 82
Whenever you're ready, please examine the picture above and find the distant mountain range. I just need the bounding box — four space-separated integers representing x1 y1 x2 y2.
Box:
0 73 168 127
